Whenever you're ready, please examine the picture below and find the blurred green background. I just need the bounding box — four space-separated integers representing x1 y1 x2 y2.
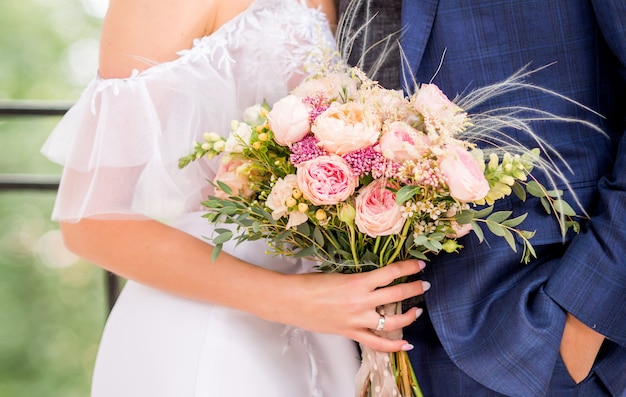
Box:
1 1 109 395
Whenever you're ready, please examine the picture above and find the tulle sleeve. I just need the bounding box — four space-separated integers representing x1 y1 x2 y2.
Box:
41 65 235 223
41 0 335 223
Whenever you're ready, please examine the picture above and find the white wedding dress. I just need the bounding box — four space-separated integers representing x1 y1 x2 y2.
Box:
41 1 360 395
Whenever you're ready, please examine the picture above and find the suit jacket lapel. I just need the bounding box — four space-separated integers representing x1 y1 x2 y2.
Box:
400 0 440 88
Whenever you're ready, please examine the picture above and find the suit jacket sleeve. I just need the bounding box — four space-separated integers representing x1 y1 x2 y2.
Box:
544 0 626 348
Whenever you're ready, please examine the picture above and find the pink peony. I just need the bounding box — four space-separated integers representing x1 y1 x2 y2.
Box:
379 121 430 161
213 156 254 199
439 145 490 202
311 102 380 155
296 155 357 206
413 84 469 136
355 180 405 237
267 95 312 146
265 174 308 229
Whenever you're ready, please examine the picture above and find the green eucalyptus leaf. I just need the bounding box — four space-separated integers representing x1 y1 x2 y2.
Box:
487 211 513 224
540 197 552 214
396 185 421 205
471 221 484 242
512 183 527 201
455 210 475 225
213 231 233 244
553 199 576 216
501 213 528 228
502 228 517 252
211 243 223 262
526 180 546 198
474 206 494 219
486 220 506 237
216 180 233 195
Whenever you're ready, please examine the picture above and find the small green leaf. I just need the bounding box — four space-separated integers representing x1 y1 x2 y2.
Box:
486 220 506 236
545 189 564 198
474 206 494 219
526 180 546 198
213 231 233 244
502 228 517 252
470 221 484 242
409 250 428 260
211 243 223 262
313 227 325 246
297 222 311 236
512 183 527 201
539 196 551 214
487 211 513 224
455 210 474 225
501 213 528 228
294 245 316 258
428 232 446 241
553 199 576 216
396 185 422 205
216 180 233 195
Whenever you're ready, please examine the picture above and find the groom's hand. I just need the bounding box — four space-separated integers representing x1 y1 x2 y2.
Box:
559 312 605 383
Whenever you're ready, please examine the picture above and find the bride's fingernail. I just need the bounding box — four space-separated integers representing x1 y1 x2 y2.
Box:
418 260 426 270
402 344 414 351
422 281 431 292
415 308 424 319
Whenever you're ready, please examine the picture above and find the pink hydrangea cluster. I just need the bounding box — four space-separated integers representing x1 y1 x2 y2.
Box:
342 146 400 179
289 134 327 165
302 95 330 124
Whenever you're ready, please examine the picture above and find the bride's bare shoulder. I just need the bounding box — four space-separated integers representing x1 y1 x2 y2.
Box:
99 0 218 78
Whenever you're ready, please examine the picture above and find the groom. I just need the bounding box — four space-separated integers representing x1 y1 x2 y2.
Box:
338 1 626 396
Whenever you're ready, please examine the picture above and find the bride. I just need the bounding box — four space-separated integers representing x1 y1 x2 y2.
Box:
41 0 428 395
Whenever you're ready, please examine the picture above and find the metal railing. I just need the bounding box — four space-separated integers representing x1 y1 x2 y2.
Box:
0 100 120 312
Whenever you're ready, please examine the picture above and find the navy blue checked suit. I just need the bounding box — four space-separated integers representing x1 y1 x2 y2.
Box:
339 1 626 396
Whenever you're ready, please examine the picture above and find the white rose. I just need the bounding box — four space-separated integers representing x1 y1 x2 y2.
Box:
225 123 253 153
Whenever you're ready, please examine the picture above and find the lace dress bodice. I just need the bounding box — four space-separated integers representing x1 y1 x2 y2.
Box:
42 0 335 222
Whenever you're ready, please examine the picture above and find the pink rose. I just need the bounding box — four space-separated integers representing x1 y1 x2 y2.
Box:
213 156 254 199
296 155 357 205
379 121 430 161
439 145 489 202
267 95 312 146
355 180 406 237
266 174 308 229
311 102 380 155
413 84 469 136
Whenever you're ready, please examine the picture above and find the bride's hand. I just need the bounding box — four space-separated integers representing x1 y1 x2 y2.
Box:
271 259 429 353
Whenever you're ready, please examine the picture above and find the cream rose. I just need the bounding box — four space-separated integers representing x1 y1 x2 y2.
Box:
224 122 253 153
296 155 357 206
292 71 359 102
213 156 254 199
439 145 490 202
379 121 430 161
413 83 469 136
354 180 406 237
311 102 380 155
267 95 312 146
265 174 308 229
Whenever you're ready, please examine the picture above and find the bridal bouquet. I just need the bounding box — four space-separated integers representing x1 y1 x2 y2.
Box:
179 64 580 397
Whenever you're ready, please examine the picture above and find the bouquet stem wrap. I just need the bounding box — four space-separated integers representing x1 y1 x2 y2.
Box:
355 303 424 397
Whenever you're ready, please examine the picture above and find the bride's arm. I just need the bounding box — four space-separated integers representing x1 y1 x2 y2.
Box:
61 218 426 352
62 0 427 353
